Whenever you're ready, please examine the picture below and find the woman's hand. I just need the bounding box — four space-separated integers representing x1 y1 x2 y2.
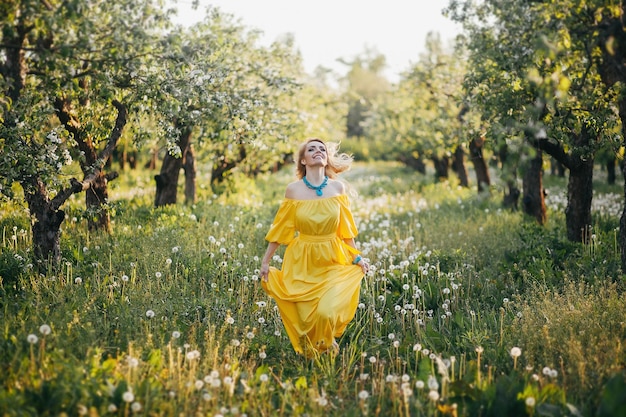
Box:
260 262 270 282
357 259 369 274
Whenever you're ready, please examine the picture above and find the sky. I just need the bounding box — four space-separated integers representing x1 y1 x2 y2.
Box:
170 0 461 82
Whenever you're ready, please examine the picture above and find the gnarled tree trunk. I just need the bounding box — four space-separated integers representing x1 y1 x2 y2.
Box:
566 157 594 242
155 126 192 207
452 145 469 187
469 136 491 192
55 99 126 231
432 155 449 181
522 150 546 225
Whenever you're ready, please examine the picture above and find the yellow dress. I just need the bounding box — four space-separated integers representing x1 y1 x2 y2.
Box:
261 194 364 356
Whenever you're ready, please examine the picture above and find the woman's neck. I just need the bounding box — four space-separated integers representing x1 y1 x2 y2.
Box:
304 169 326 184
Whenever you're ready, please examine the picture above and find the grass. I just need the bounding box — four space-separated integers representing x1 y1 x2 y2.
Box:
1 161 625 416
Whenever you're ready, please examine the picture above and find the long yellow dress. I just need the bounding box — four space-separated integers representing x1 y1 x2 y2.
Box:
261 194 364 356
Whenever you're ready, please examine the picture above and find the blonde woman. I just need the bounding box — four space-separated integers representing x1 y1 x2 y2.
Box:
260 138 369 357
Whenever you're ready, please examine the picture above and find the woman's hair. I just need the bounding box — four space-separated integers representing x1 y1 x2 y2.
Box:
295 138 354 179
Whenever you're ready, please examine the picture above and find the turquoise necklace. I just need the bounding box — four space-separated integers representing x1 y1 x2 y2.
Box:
303 175 328 196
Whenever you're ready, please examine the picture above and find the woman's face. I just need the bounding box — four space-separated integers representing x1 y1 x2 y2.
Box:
302 140 327 167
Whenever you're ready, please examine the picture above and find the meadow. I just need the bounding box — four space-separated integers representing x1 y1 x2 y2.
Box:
1 162 625 417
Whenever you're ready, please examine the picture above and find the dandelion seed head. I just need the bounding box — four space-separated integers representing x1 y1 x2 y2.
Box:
27 334 38 344
510 347 522 358
122 391 134 403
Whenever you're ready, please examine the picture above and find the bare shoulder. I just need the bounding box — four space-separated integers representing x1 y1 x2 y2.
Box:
328 178 346 195
284 181 303 199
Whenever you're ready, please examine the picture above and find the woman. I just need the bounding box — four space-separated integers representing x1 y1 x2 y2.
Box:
260 138 369 357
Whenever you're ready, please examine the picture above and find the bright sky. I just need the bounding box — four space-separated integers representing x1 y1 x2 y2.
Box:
170 0 461 82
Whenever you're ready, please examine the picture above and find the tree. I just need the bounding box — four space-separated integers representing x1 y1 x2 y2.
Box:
0 0 167 265
143 9 304 206
367 33 469 183
448 0 620 239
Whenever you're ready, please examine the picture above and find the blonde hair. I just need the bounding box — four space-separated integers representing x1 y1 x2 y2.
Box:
295 138 353 179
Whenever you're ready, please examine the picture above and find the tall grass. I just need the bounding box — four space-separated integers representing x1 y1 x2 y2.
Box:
1 162 625 416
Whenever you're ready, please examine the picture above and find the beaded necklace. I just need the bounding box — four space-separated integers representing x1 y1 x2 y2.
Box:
302 176 328 196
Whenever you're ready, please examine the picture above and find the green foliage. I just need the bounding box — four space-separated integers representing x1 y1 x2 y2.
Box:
1 154 624 415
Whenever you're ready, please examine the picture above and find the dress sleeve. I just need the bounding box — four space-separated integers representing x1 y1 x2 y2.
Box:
337 195 359 239
265 200 297 244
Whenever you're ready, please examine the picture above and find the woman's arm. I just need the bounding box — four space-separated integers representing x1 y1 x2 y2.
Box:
260 241 280 282
343 238 369 274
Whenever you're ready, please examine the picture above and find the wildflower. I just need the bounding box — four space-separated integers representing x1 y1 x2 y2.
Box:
358 390 369 400
368 356 377 364
415 380 425 389
172 331 181 339
77 405 88 415
127 357 139 368
246 332 255 339
145 310 155 318
401 374 410 383
231 339 241 347
155 272 162 278
107 404 117 412
166 258 172 265
259 374 269 382
475 346 484 354
388 333 395 340
74 277 82 284
226 317 235 324
428 390 440 401
122 391 134 403
258 317 265 324
256 301 267 308
39 324 51 335
186 350 200 360
259 351 267 359
131 402 141 412
172 246 179 253
510 347 522 358
195 380 204 390
525 397 536 407
413 343 422 352
360 373 369 380
121 275 129 282
27 334 38 344
393 340 400 348
427 375 439 390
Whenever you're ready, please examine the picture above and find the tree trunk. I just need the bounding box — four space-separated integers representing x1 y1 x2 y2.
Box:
398 153 426 174
24 185 65 268
566 158 594 242
469 136 491 192
432 155 449 180
154 127 192 207
522 150 547 225
22 177 84 268
503 180 521 210
183 144 197 205
452 145 469 187
54 98 126 231
498 143 520 210
607 155 617 185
